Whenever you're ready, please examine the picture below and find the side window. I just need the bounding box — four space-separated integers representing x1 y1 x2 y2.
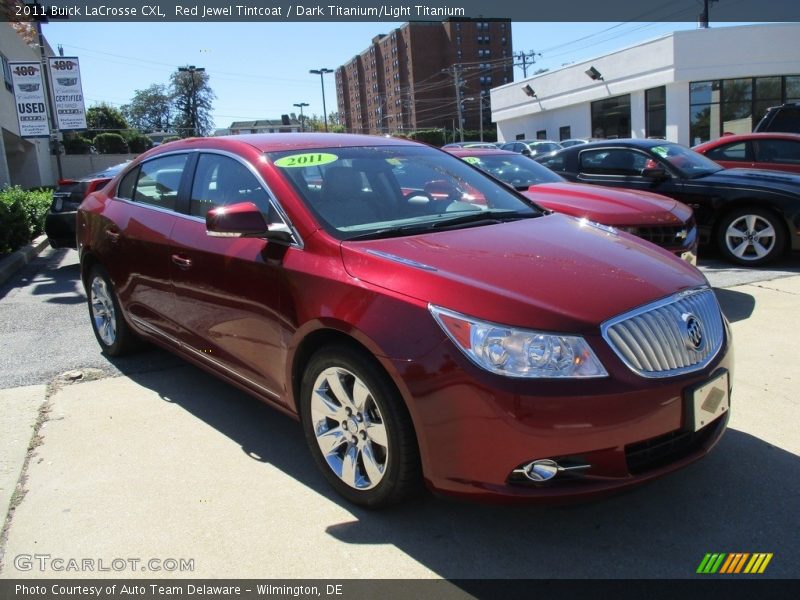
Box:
705 142 748 162
579 149 647 176
538 155 566 172
131 154 188 211
117 167 139 200
190 154 273 218
754 139 800 165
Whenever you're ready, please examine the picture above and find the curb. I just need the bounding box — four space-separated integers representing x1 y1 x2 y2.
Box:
0 235 50 288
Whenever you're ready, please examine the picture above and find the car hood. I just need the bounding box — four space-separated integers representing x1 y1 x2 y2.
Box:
340 213 706 333
521 182 686 226
697 168 800 194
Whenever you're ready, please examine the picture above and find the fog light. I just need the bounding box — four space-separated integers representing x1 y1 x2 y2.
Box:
524 459 560 482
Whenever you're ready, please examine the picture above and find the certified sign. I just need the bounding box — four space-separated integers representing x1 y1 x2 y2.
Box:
48 57 88 131
9 62 50 137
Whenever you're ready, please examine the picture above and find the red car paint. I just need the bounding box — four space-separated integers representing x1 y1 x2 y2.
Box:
78 134 731 503
693 132 800 174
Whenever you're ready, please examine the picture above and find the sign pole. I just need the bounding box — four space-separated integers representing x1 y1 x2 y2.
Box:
36 19 63 181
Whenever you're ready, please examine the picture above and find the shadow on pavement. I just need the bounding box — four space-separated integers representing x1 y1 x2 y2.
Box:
714 288 756 323
118 362 798 580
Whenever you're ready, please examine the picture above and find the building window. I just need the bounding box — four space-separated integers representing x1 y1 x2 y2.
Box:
645 86 666 139
536 130 547 140
559 126 571 141
591 94 631 139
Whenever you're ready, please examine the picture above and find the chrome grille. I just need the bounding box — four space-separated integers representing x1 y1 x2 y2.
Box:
626 225 688 248
601 287 724 378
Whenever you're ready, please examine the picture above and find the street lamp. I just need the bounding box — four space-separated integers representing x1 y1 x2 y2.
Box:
293 102 309 132
309 68 333 132
462 96 490 142
178 65 205 136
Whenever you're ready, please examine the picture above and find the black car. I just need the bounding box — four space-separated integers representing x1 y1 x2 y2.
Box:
537 139 800 265
754 102 800 134
45 162 128 249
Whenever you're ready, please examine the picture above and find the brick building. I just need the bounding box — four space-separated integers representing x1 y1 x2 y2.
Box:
336 19 512 136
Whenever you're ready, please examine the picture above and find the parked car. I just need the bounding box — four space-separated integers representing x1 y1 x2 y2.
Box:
559 138 604 148
446 148 698 263
78 134 731 507
753 102 800 134
499 140 562 158
692 133 800 174
442 142 499 149
45 162 129 249
538 139 800 265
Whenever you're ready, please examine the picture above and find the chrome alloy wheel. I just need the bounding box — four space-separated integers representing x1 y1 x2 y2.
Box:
724 213 777 261
310 367 389 490
90 275 117 347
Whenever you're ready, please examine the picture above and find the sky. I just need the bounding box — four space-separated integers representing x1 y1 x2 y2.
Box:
39 20 756 132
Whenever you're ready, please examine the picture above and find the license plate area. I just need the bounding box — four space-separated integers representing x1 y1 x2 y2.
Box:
687 371 729 432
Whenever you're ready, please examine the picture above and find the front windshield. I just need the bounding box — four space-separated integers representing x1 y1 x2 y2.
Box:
459 153 564 188
649 143 723 178
268 145 541 240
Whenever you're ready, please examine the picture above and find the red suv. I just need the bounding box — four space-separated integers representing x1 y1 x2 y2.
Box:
78 134 732 507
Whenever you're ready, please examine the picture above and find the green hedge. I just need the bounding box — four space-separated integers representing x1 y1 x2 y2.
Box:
93 133 129 154
0 186 53 254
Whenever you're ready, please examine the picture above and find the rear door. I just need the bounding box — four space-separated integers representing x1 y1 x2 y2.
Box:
752 138 800 173
102 153 189 341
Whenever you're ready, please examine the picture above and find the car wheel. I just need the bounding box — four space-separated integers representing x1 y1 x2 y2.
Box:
300 345 421 508
87 265 139 356
717 208 786 266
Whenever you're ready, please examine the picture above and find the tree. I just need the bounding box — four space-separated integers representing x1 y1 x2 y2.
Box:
86 103 129 136
170 67 215 137
121 84 174 133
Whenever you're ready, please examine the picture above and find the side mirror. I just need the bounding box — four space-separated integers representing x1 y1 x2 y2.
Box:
641 167 668 180
207 201 294 244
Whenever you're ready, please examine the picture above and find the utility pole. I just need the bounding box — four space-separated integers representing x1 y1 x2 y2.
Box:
293 102 308 132
445 65 467 142
514 51 541 78
178 65 204 136
698 0 718 28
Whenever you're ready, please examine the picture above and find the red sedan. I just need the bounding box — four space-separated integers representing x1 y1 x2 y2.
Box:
77 134 731 507
447 148 698 263
693 132 800 174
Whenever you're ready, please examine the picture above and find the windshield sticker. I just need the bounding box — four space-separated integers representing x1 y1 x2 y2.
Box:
274 153 338 168
463 157 481 165
386 158 402 166
651 146 669 158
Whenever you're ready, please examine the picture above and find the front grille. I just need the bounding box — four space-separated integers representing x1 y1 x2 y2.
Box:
628 225 688 248
625 417 724 475
601 287 724 378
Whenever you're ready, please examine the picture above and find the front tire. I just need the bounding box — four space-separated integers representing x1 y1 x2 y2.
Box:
300 345 421 508
87 265 139 356
717 208 786 266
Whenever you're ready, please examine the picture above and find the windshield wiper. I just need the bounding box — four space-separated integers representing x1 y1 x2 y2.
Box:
344 210 536 241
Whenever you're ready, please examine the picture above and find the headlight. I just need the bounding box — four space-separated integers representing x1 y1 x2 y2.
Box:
429 305 607 379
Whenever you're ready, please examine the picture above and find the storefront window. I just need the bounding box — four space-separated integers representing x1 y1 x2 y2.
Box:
591 94 631 139
645 86 666 139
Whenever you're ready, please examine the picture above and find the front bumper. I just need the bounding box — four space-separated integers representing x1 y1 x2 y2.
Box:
387 326 732 502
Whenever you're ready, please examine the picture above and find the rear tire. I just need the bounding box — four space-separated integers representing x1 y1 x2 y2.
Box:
300 345 421 508
87 265 139 356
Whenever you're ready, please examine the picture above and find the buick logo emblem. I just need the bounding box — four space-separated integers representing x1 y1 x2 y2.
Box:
682 312 704 351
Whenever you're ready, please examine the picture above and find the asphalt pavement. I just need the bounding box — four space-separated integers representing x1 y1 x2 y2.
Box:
0 246 798 580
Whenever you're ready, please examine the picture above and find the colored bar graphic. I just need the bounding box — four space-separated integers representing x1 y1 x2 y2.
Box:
699 552 773 574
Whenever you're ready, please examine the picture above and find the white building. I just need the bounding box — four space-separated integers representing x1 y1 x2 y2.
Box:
491 23 800 147
1 21 56 188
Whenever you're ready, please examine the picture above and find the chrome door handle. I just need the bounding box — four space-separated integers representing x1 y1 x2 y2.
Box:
171 254 192 269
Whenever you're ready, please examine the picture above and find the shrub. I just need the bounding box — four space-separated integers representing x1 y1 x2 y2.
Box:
122 131 153 153
0 186 53 254
406 129 448 146
93 133 129 154
161 136 181 144
63 134 94 155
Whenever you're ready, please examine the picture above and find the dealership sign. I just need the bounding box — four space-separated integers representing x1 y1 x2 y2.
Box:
48 57 88 131
9 62 50 137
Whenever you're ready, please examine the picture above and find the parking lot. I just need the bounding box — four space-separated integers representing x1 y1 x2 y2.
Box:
0 246 798 580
